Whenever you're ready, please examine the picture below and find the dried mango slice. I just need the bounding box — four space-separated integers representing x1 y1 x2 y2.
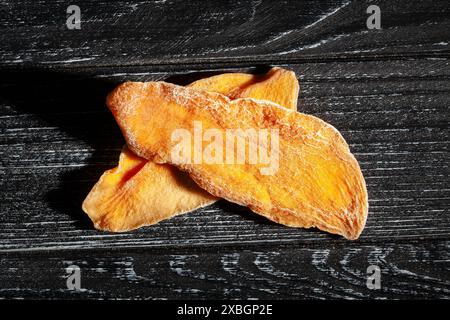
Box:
82 146 217 231
83 68 299 232
107 81 368 239
189 67 299 110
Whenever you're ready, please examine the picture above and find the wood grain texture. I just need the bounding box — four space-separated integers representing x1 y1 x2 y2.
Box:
0 0 449 299
0 0 449 67
1 241 449 299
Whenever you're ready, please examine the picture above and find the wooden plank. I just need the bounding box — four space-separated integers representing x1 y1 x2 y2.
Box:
0 0 449 67
1 240 449 299
1 59 449 251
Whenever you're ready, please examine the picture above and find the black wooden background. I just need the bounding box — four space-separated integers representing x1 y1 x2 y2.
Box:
0 0 449 299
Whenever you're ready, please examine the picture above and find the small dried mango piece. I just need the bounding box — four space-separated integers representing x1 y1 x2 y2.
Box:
107 82 368 239
82 146 217 231
189 67 299 110
83 68 299 231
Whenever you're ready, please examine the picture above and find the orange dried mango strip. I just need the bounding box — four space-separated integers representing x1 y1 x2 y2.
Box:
189 67 299 110
107 81 368 239
83 68 299 231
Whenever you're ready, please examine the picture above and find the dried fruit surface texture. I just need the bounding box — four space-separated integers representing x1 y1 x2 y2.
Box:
108 81 368 239
83 68 299 231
